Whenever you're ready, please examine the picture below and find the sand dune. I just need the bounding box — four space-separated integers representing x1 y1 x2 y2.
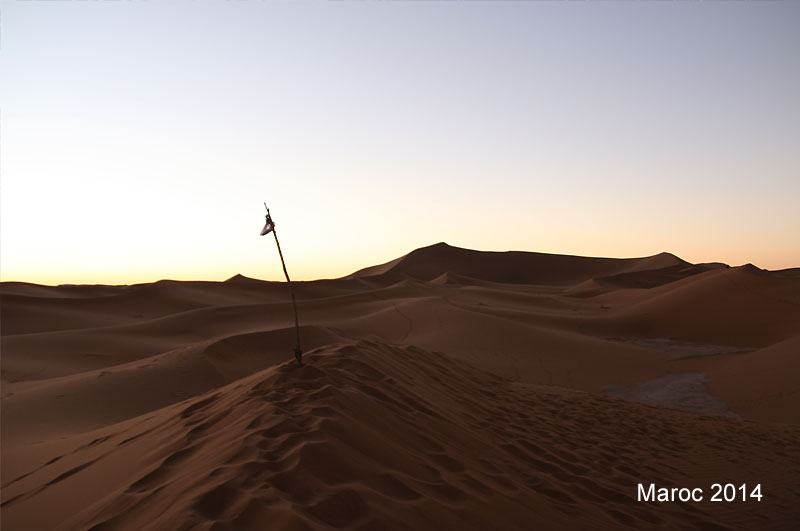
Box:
706 335 800 424
3 343 799 530
348 243 703 286
604 265 800 347
2 243 799 529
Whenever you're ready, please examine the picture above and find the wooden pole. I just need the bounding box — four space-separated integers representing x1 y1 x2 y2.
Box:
265 205 302 367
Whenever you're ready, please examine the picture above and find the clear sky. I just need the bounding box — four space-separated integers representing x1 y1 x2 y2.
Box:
1 0 798 285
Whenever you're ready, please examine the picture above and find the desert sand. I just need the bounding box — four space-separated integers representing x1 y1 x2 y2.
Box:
2 243 799 530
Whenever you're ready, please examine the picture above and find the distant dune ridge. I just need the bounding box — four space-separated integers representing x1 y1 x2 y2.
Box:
2 243 799 529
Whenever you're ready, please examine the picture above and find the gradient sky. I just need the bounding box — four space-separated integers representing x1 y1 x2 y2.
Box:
1 0 798 285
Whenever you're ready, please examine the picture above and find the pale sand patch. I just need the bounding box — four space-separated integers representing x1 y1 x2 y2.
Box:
604 372 737 417
608 337 750 359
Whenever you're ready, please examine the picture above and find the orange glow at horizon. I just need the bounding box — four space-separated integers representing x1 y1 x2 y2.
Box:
2 1 798 285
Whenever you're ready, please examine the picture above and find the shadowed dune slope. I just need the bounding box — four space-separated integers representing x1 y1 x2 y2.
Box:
2 342 798 531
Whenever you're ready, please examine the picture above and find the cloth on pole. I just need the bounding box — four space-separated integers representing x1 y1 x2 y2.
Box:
260 214 275 236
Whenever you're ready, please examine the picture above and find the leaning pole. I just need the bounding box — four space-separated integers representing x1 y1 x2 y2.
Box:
261 203 302 367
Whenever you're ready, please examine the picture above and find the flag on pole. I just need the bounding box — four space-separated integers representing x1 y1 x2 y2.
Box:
260 214 275 236
260 203 303 367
